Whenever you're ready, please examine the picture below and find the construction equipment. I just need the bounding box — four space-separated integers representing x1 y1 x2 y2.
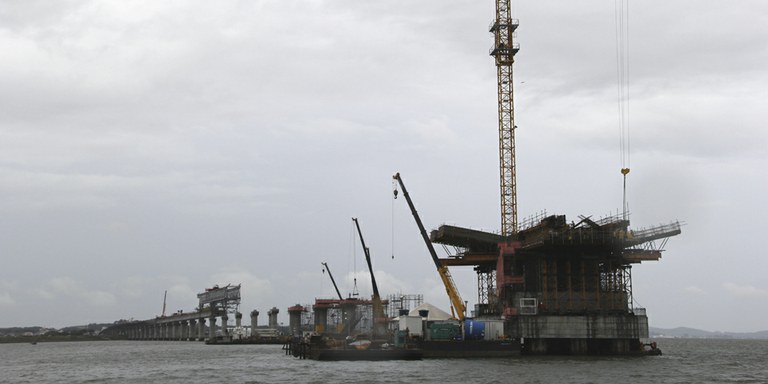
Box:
161 290 167 317
352 217 388 339
321 262 344 300
392 172 467 320
491 0 519 237
490 0 520 237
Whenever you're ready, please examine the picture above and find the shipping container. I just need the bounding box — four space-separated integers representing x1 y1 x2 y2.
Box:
484 320 505 340
464 319 486 340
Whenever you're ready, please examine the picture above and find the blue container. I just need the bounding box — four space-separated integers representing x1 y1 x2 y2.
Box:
418 310 429 318
464 320 486 340
399 309 409 316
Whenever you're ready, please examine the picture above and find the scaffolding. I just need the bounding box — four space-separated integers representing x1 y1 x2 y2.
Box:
387 294 423 318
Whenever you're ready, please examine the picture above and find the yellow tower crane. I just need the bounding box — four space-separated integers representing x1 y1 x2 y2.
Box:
472 0 520 310
490 0 520 237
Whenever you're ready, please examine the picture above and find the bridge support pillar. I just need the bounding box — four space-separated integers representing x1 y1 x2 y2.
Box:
188 319 196 341
221 314 229 339
208 315 217 342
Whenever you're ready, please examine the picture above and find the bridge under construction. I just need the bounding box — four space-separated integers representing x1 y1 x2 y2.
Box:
390 0 680 354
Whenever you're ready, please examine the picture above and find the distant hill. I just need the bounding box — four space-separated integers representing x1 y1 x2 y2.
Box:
0 326 49 337
0 323 114 337
59 323 114 333
650 326 768 340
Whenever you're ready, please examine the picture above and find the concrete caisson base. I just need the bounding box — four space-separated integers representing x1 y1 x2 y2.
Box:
510 314 649 355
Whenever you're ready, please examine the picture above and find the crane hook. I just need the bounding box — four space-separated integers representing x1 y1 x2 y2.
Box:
393 178 399 199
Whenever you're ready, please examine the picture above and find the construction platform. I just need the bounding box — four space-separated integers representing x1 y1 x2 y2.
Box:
431 212 681 355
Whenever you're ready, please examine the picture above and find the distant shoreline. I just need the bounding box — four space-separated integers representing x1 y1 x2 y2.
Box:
0 335 117 344
650 326 768 340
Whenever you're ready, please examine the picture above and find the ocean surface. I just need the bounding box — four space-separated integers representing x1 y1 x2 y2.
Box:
1 338 766 383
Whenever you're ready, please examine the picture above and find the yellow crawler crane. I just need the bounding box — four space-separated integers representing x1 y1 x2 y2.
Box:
393 172 466 321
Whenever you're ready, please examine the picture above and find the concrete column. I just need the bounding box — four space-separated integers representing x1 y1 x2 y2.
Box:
188 320 196 341
288 305 304 336
314 307 328 334
251 310 259 328
268 307 279 328
198 318 205 341
236 312 242 328
209 315 217 342
221 314 229 337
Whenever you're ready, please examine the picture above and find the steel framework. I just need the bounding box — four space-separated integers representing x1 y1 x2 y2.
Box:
490 0 520 236
477 0 520 309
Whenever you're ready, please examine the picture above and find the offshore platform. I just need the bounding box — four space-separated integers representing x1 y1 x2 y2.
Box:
400 1 681 354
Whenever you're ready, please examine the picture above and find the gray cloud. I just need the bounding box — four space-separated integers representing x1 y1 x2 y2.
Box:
1 0 766 331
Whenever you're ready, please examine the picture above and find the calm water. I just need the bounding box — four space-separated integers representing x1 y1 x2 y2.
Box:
1 339 766 383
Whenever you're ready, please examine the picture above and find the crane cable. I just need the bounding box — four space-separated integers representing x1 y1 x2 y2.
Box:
391 178 398 259
615 0 631 221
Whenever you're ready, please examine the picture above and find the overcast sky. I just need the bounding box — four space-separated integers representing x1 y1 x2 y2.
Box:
1 0 766 332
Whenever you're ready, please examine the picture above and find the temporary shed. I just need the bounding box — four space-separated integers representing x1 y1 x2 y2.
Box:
408 303 452 321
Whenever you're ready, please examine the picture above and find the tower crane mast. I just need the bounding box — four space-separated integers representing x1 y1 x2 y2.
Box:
490 0 519 237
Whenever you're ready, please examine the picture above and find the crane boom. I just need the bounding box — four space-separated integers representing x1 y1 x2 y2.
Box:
161 290 167 317
321 262 344 300
353 218 380 298
392 172 466 320
352 217 388 339
490 0 519 236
